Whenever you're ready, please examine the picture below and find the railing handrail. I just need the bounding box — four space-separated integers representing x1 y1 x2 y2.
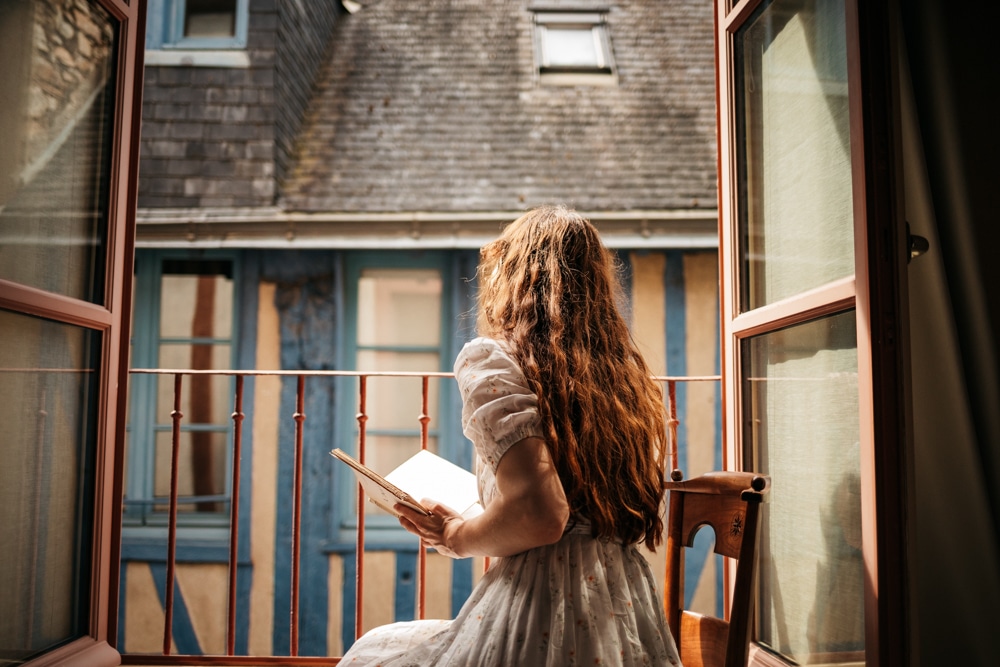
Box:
129 368 456 377
129 367 720 382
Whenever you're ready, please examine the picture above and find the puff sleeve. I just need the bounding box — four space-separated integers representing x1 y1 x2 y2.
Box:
454 337 544 472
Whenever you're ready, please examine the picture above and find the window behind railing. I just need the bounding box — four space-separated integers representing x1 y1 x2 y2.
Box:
125 254 239 538
355 268 443 496
336 253 469 551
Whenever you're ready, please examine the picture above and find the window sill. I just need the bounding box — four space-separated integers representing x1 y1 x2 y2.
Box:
22 637 119 667
144 49 250 68
329 518 422 552
325 539 422 554
120 526 248 564
540 71 618 87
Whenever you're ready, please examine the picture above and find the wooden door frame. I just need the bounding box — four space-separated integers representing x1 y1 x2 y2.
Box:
714 0 910 665
849 0 910 663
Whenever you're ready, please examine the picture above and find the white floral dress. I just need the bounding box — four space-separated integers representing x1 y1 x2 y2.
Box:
340 337 682 666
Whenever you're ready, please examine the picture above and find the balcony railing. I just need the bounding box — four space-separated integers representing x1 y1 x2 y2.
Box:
118 368 720 664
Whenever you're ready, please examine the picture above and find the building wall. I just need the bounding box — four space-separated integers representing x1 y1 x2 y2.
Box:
631 250 722 619
249 280 281 655
117 246 722 655
137 0 338 209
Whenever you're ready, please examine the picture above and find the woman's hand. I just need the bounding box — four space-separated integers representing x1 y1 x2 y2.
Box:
396 500 465 559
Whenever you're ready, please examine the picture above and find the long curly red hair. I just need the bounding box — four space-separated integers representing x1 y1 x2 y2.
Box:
476 205 667 549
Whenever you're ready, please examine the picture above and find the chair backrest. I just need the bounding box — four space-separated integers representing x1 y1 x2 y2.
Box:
664 471 770 667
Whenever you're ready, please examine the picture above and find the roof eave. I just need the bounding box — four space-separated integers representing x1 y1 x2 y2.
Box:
135 207 719 249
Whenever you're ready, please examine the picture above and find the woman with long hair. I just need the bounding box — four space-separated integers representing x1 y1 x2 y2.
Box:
341 205 681 666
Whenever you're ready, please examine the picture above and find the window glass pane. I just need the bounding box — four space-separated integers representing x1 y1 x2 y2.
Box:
154 357 232 423
357 352 442 430
0 0 116 304
0 309 99 658
357 268 441 347
356 352 442 483
159 266 234 339
737 0 854 310
543 27 600 67
743 311 864 663
185 0 236 38
352 265 445 528
153 430 229 514
124 256 235 528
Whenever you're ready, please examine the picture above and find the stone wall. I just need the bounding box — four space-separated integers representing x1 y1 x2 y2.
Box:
0 0 114 197
27 0 114 167
0 0 116 300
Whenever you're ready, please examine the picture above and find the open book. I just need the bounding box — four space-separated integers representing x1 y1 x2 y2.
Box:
330 448 483 519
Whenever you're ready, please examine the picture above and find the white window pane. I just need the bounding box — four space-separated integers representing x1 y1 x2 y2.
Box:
0 0 116 304
357 269 441 347
355 351 441 431
154 354 233 423
543 27 601 67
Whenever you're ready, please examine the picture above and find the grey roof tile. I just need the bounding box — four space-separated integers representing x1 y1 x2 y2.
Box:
280 0 717 214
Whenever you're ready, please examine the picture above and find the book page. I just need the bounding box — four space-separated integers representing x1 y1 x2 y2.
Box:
330 448 483 519
385 450 483 519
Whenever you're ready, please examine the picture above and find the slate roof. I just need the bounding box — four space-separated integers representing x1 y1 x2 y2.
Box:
279 0 717 215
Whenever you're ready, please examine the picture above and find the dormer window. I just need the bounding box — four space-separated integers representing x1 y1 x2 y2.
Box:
145 0 249 51
534 11 614 75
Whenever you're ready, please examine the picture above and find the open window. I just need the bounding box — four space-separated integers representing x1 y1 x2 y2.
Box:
0 0 145 663
715 0 908 664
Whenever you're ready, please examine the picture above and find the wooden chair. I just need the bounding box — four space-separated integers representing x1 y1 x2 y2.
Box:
664 470 770 667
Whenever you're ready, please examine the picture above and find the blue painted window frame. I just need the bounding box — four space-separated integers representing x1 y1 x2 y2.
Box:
330 251 469 547
123 249 246 558
146 0 249 50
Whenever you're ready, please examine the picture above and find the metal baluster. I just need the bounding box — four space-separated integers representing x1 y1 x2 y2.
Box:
416 375 431 619
226 375 245 655
290 375 305 655
164 373 183 655
667 380 679 474
354 375 368 641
